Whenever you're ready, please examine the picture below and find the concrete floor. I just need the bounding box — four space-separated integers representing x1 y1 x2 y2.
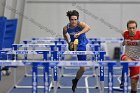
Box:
0 66 30 93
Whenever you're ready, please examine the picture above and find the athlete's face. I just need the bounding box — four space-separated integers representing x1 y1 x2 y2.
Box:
127 23 137 36
69 16 78 27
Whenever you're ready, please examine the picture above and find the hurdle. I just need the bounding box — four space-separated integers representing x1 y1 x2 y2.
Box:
52 51 106 93
0 46 67 92
17 37 123 91
0 60 140 93
23 38 66 46
0 50 50 90
31 37 66 43
15 37 68 89
13 43 67 69
88 38 123 43
12 43 67 89
1 47 140 93
32 37 64 41
0 49 106 92
1 37 137 93
23 37 86 87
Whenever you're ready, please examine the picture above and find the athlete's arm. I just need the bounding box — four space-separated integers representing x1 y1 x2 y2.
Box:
74 22 90 38
63 26 70 44
122 32 126 46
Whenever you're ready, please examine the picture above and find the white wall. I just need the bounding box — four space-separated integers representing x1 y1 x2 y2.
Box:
20 0 140 42
19 0 140 59
4 0 17 19
0 0 6 16
3 0 139 59
14 0 26 43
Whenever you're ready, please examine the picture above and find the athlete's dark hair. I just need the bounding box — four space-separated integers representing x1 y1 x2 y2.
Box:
127 20 137 28
66 10 79 20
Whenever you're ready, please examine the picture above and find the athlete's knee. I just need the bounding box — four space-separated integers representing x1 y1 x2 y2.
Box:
80 67 86 72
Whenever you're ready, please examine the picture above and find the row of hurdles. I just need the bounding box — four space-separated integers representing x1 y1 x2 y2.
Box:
1 37 138 93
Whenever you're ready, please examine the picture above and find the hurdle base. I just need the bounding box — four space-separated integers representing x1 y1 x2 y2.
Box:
14 85 45 88
51 86 61 89
59 86 98 89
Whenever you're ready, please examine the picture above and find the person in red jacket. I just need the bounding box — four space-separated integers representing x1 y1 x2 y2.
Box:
121 20 140 93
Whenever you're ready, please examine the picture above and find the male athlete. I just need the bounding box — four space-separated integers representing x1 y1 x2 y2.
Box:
121 20 140 93
63 10 90 92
